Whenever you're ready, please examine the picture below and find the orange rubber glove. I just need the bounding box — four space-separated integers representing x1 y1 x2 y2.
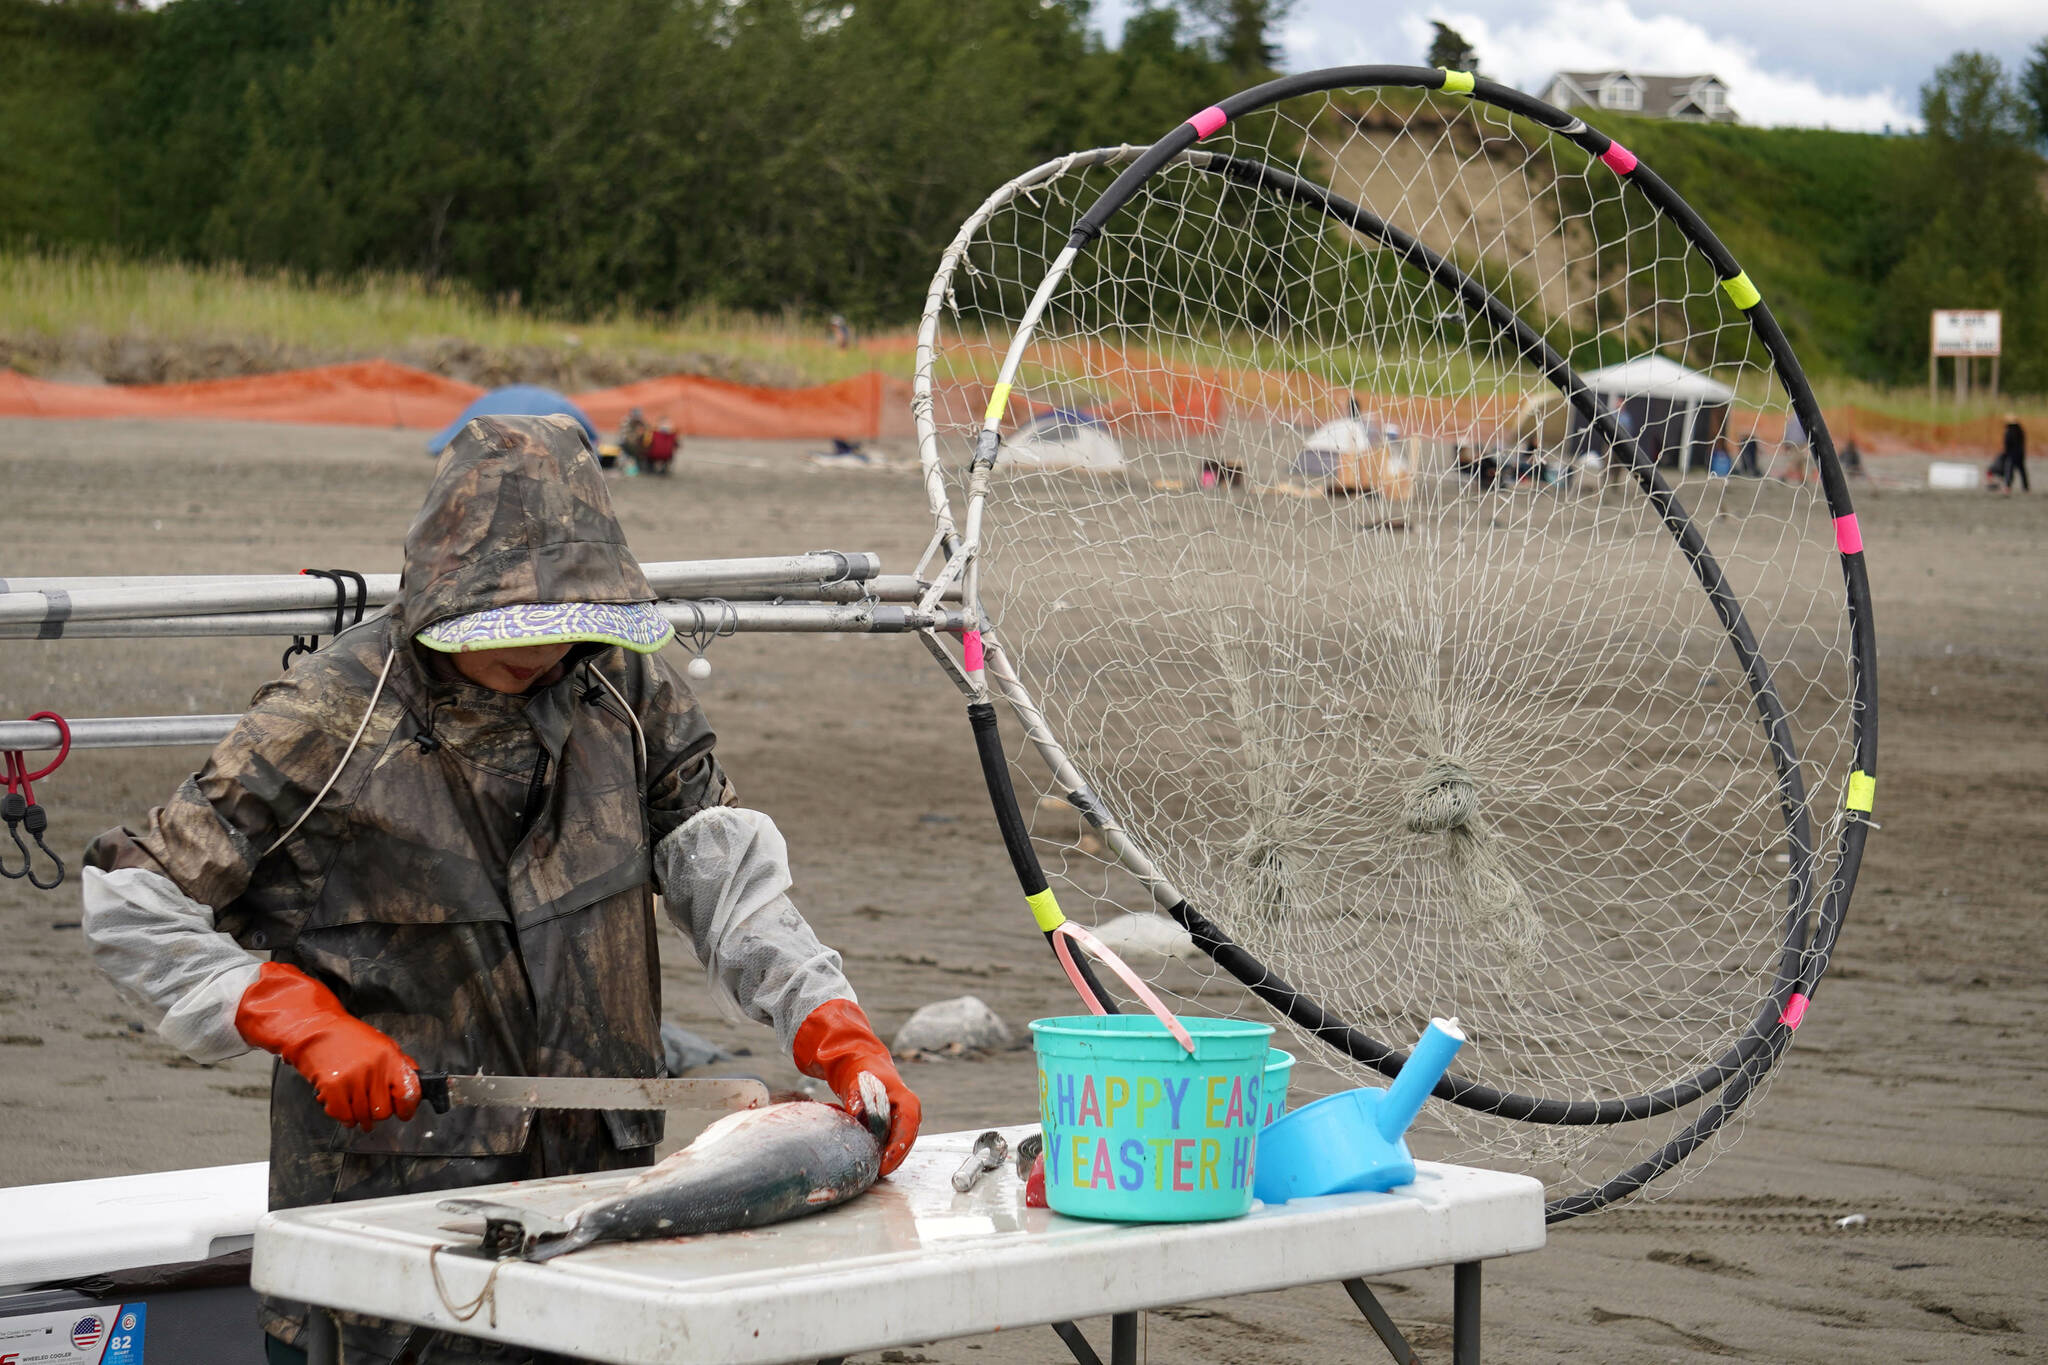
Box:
792 998 921 1175
234 962 421 1132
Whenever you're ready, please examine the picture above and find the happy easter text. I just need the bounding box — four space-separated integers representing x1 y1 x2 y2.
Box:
1038 1069 1260 1193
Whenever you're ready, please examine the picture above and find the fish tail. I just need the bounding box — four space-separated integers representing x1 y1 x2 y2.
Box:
857 1071 891 1147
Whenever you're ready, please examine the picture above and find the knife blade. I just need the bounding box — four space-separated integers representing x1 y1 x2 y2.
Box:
417 1073 770 1115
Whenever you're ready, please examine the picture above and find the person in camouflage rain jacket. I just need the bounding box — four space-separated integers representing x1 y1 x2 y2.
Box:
80 416 920 1365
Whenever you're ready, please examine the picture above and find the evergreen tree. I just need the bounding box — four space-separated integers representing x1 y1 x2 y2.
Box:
2020 36 2048 143
112 0 346 257
1425 20 1479 72
1179 0 1293 80
1870 51 2048 389
194 0 1209 320
0 0 149 246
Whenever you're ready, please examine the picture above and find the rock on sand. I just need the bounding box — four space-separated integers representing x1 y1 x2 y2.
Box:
1089 911 1200 964
891 995 1014 1056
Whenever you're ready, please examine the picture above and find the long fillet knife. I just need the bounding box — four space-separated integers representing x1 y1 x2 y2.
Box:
417 1073 770 1115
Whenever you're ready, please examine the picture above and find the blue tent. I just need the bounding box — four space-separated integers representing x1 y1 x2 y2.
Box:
427 385 599 455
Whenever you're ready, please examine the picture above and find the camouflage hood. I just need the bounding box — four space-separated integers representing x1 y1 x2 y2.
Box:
399 414 656 638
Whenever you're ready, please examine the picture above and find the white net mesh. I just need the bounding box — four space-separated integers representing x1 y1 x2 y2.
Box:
916 91 1859 1200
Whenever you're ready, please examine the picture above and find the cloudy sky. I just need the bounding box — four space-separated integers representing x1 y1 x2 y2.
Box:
1095 1 2045 130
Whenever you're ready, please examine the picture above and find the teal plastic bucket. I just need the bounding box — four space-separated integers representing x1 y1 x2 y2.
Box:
1261 1048 1294 1127
1031 1014 1274 1222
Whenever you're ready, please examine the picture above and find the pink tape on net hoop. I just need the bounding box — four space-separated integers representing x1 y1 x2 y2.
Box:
961 629 985 672
1833 514 1863 555
1600 142 1638 174
1052 920 1198 1054
1779 993 1811 1029
1186 105 1228 140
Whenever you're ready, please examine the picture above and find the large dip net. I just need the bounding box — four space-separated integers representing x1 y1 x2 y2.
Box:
913 69 1876 1219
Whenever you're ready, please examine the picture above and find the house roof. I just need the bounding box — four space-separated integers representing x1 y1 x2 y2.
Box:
1544 70 1736 120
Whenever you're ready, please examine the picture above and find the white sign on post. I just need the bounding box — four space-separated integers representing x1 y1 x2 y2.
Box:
1931 310 2001 357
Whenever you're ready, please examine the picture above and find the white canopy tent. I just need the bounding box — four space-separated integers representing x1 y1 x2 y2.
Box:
1293 414 1392 477
1579 354 1736 472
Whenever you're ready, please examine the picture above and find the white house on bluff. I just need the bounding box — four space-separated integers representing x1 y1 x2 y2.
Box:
1538 71 1739 124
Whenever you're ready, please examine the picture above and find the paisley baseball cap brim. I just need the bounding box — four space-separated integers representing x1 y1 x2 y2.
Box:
415 600 673 654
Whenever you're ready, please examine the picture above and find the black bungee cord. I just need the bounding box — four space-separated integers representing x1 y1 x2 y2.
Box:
283 568 368 670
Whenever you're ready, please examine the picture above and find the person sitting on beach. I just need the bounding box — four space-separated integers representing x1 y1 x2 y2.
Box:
1710 435 1733 476
1775 409 1810 482
1455 441 1499 491
617 407 651 473
646 417 678 477
1598 398 1637 496
1737 433 1762 477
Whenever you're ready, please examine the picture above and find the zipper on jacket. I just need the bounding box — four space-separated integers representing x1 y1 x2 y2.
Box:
512 749 551 842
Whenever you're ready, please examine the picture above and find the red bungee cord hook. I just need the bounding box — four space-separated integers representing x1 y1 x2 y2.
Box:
2 711 70 889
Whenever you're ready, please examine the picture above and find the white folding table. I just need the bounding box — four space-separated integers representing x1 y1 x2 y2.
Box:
253 1124 1544 1365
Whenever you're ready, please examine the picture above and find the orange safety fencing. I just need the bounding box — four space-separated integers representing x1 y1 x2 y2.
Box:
0 361 921 440
0 358 2020 456
0 360 484 429
1817 407 2014 459
1680 407 2012 459
582 371 917 441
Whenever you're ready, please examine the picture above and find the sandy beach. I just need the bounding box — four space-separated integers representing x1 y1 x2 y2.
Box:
1 417 2043 1362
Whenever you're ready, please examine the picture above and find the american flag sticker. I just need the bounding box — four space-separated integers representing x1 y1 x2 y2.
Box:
0 1301 143 1364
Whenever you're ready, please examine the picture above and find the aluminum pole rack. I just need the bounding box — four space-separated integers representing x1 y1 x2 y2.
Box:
0 557 966 751
0 554 894 629
254 1125 1544 1365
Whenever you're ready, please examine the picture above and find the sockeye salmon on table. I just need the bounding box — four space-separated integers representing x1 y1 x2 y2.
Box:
441 1077 891 1262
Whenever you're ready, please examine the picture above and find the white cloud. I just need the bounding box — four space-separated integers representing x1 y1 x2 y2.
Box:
1412 3 1918 129
1280 2 1924 130
1111 0 2048 130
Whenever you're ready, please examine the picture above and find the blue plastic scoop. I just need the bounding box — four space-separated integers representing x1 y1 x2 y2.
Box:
1252 1017 1465 1203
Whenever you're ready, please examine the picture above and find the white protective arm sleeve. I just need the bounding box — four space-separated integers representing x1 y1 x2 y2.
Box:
651 806 854 1055
80 865 263 1066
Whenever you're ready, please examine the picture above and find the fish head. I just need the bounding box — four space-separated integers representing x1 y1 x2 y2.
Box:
855 1070 891 1147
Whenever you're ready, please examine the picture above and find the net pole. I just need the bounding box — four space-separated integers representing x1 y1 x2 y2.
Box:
0 554 889 627
967 700 1120 1014
0 714 239 751
0 600 970 641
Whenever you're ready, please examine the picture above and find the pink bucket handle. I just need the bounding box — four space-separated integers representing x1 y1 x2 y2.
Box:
1051 920 1197 1055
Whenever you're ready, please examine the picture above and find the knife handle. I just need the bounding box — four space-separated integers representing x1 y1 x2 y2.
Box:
417 1072 452 1115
